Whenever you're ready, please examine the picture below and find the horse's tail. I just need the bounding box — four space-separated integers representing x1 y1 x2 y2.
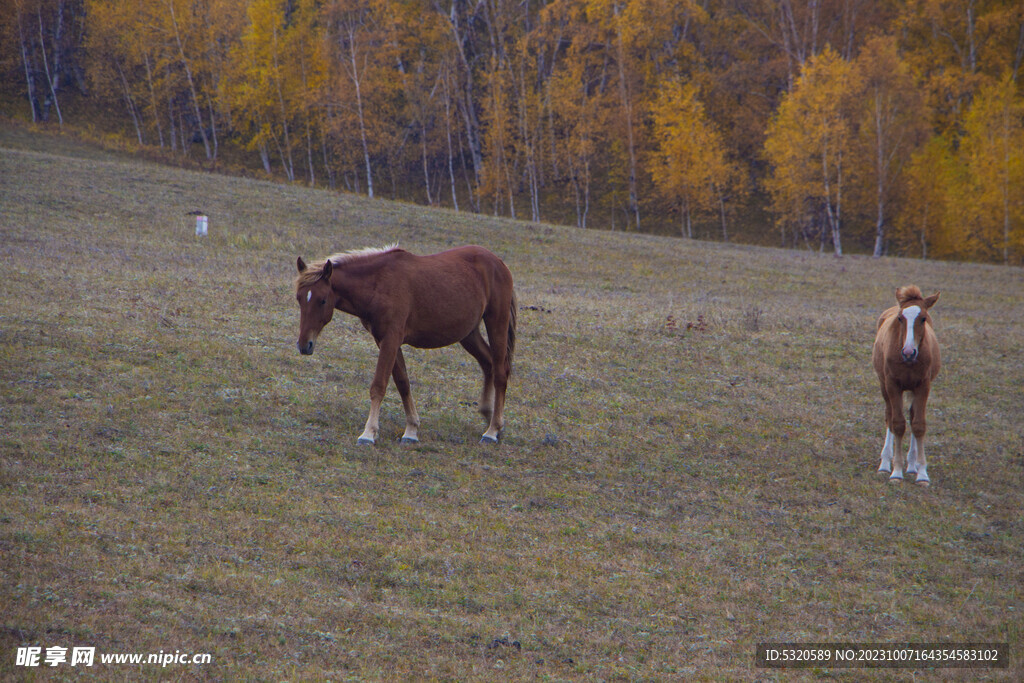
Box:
506 289 517 376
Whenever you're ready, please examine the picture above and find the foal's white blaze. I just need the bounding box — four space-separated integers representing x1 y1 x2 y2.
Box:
306 290 312 303
902 305 921 356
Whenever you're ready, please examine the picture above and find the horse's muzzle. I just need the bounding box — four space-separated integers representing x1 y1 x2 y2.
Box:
901 349 918 363
298 340 315 355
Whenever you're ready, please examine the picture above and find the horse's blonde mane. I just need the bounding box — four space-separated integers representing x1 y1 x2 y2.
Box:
896 285 924 305
295 243 400 290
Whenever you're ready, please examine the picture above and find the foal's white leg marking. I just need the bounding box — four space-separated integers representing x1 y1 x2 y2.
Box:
914 438 930 486
889 432 904 483
902 305 921 357
878 429 894 474
906 434 919 475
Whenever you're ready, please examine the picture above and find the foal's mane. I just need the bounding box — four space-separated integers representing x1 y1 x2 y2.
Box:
295 243 400 290
896 285 925 306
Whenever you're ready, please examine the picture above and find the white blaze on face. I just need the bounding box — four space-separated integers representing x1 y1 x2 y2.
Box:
902 305 921 356
306 290 312 303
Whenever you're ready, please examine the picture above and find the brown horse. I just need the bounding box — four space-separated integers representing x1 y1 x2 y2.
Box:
872 286 941 486
294 244 517 445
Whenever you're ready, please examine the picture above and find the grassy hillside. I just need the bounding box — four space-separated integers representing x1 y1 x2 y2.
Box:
1 125 1022 680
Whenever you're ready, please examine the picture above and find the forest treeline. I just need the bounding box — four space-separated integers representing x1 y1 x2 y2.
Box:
4 0 1024 262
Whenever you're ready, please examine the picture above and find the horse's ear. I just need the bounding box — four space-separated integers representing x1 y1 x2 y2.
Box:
297 257 307 273
924 292 940 309
321 259 333 281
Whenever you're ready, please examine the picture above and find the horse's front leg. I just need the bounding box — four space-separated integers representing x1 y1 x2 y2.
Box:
908 385 931 486
878 428 895 475
884 384 907 483
391 348 421 444
358 336 401 445
877 380 894 474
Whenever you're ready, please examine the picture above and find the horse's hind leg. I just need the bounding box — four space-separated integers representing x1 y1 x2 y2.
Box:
481 311 511 444
391 348 421 443
459 328 495 422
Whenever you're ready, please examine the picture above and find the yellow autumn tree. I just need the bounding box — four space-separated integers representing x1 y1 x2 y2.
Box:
479 56 517 217
764 47 861 255
959 75 1024 263
547 46 602 229
851 35 929 257
894 135 959 259
226 0 325 182
648 78 732 239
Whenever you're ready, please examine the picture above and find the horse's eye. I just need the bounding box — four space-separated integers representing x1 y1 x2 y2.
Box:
321 299 328 307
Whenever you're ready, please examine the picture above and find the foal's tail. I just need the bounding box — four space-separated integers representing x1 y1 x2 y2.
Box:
506 290 517 376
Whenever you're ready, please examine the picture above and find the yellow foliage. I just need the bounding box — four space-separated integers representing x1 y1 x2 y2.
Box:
648 78 730 237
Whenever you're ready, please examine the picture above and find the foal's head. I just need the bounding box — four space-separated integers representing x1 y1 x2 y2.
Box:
893 286 940 364
294 257 337 355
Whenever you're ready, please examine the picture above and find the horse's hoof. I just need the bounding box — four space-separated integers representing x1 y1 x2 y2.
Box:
877 467 891 475
479 435 499 445
357 437 375 446
400 437 419 445
888 476 903 485
915 479 930 488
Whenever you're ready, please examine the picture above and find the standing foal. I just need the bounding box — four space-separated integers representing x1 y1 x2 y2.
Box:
872 286 941 486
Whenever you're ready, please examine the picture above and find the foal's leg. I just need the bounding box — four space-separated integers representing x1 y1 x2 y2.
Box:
481 310 511 444
885 384 907 483
909 386 931 486
358 335 401 445
878 428 895 475
391 348 421 444
878 382 895 475
906 401 919 477
459 328 494 422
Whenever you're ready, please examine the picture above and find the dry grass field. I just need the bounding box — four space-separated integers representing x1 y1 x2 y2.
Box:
2 124 1022 680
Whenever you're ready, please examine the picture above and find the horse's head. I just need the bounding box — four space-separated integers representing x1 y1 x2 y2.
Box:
895 287 940 364
295 257 337 355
